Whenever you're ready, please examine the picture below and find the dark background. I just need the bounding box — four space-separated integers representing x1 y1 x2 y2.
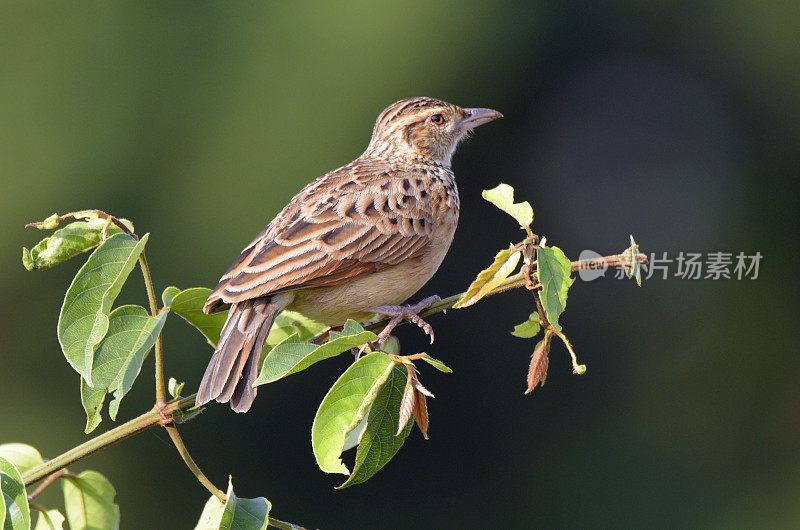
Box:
2 2 798 528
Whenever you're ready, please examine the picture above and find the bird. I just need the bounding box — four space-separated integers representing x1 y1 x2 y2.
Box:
196 97 502 412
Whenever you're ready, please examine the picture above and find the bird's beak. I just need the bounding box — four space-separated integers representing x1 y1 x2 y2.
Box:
456 108 503 133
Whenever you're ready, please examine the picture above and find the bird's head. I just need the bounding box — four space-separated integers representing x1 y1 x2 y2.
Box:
364 97 502 166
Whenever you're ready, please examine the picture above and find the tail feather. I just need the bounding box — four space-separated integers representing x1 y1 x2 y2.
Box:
196 293 292 412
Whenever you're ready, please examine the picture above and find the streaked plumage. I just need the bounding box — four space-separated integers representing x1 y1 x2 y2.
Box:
197 97 502 412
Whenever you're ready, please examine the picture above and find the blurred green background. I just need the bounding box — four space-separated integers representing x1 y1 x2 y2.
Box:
2 2 799 528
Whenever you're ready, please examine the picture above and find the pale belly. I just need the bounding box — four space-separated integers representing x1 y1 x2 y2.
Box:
287 223 455 326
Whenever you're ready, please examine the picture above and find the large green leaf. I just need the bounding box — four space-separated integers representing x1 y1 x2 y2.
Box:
58 233 149 385
0 444 44 475
167 286 330 350
80 305 169 433
312 352 394 475
339 364 412 488
61 471 119 530
482 183 533 229
0 457 29 530
536 245 574 332
265 310 330 347
195 477 271 530
22 216 134 271
167 288 228 347
254 320 376 386
33 508 65 530
453 245 521 308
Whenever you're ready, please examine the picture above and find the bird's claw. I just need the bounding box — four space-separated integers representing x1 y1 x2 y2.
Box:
369 295 440 346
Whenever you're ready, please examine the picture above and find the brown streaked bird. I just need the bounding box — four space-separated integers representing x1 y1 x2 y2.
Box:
196 97 502 412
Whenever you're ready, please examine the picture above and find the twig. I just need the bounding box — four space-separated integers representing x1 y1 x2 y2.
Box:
268 518 308 530
26 210 137 240
363 248 646 335
26 468 70 501
162 422 226 502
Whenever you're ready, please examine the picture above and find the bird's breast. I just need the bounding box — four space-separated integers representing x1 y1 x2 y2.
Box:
288 213 457 326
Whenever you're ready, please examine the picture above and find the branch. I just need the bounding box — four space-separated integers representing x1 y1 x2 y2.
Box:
364 248 647 334
20 239 639 530
22 248 645 489
22 396 197 487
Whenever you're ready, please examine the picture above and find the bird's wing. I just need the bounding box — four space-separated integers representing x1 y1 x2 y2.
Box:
204 161 438 312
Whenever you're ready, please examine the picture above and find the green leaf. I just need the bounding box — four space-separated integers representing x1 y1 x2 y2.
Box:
254 320 376 386
22 217 134 271
33 508 65 530
342 414 369 452
58 232 149 386
0 444 44 475
161 286 181 307
0 457 30 530
265 310 331 348
536 245 574 332
168 377 185 399
482 183 533 229
168 287 330 351
626 234 643 286
79 383 106 435
453 246 521 308
511 313 541 338
167 288 228 347
417 353 453 373
172 405 204 424
312 352 394 475
80 305 169 432
339 364 412 488
195 477 271 530
61 471 120 530
381 335 400 355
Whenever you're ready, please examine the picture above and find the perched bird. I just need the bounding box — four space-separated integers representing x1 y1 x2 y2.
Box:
196 97 502 412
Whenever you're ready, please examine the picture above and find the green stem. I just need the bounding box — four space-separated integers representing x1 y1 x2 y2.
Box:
138 252 224 502
138 252 166 405
163 423 226 501
26 468 69 501
22 396 196 487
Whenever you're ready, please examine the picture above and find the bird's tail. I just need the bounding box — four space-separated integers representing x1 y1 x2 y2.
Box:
196 294 291 412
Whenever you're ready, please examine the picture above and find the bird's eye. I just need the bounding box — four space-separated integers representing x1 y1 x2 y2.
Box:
429 113 445 125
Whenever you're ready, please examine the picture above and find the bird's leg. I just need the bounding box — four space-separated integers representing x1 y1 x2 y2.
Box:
368 295 441 346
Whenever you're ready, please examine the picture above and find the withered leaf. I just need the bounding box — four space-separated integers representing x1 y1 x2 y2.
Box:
411 377 434 398
397 367 415 436
526 338 551 394
413 388 429 439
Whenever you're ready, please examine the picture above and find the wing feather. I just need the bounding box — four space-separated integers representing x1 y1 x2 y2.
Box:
204 161 444 312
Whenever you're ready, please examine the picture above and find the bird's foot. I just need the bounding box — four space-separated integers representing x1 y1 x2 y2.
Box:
369 295 441 346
